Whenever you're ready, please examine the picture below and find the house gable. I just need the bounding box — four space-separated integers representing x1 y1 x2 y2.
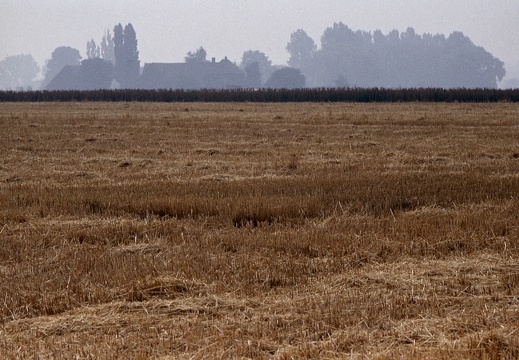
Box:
45 65 81 90
137 58 246 90
45 59 114 91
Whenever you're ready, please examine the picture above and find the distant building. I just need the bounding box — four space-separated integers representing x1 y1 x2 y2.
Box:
46 59 113 91
45 57 246 91
45 65 82 90
136 57 246 90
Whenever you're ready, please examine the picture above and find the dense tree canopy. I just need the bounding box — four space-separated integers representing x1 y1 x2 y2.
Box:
286 22 506 89
286 29 317 69
240 50 274 85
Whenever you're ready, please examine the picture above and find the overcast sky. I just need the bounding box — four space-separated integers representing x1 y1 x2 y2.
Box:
1 0 518 72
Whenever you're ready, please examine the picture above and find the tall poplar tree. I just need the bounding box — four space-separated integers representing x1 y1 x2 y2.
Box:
100 29 115 64
113 23 140 88
122 23 140 86
86 39 100 59
113 23 124 86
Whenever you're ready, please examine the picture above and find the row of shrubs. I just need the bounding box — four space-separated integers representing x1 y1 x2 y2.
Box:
1 87 519 103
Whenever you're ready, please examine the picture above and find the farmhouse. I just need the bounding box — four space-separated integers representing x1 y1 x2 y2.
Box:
45 57 246 90
45 65 83 91
46 58 114 91
136 57 246 90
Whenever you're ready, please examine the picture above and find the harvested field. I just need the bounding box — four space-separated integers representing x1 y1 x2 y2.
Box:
1 102 519 358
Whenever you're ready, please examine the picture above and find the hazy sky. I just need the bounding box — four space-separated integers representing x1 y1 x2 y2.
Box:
1 0 518 72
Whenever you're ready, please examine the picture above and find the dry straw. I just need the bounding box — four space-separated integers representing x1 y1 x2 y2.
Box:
1 102 519 358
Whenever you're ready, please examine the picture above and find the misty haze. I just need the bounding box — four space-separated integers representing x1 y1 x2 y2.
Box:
0 20 515 91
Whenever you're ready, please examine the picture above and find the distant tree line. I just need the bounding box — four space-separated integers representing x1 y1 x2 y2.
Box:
286 23 506 89
2 88 519 103
0 21 513 91
40 23 139 90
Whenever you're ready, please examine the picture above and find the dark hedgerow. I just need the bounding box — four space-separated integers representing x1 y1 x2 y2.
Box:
1 88 519 103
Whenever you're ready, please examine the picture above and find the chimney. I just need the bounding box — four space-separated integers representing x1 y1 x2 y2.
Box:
212 57 216 63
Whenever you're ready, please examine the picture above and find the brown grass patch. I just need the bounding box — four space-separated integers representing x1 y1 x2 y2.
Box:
1 102 519 358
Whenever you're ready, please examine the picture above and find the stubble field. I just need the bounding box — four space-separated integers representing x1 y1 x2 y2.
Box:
1 102 519 359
